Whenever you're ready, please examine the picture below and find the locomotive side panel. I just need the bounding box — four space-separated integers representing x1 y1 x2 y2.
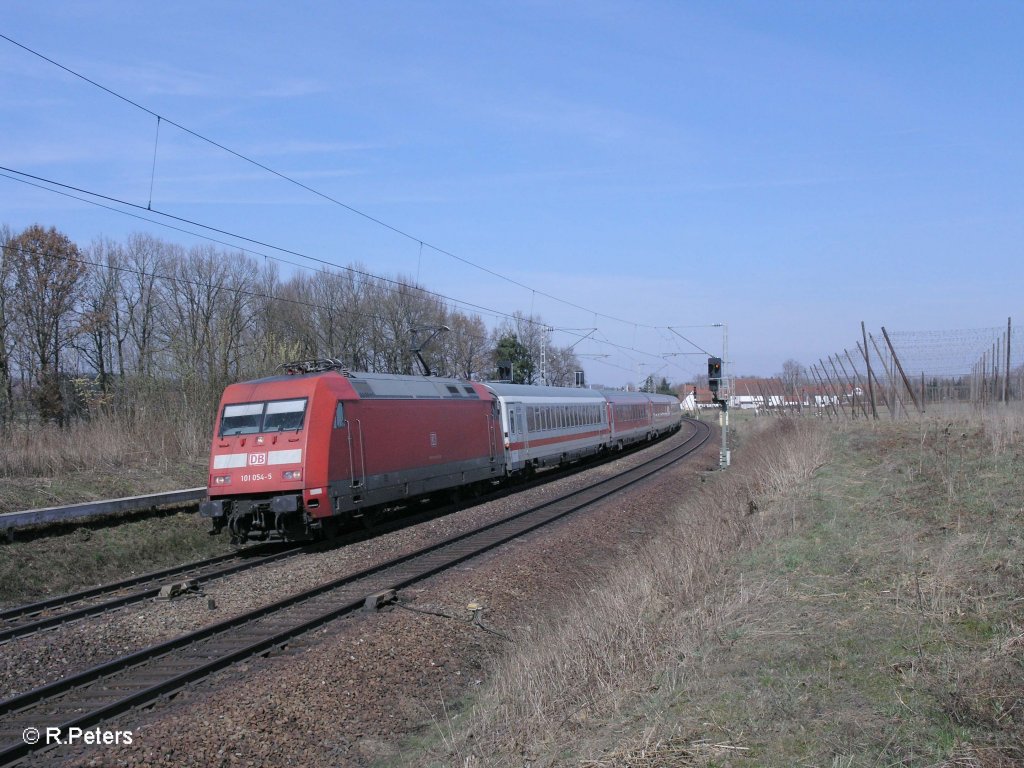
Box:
325 396 501 514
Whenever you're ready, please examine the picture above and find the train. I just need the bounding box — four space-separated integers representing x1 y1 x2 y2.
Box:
199 359 684 543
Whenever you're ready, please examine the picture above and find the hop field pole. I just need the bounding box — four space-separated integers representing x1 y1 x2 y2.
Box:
839 354 869 419
774 377 791 416
831 354 866 419
993 340 999 403
844 349 873 421
861 321 878 420
818 358 848 420
756 379 772 416
859 341 892 419
870 333 904 418
881 326 923 415
810 364 835 421
1007 317 1014 402
717 322 729 469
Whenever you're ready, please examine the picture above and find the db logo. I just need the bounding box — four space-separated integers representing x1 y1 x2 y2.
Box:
248 452 267 466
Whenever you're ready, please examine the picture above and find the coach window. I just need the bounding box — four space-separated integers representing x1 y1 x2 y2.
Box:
334 402 346 428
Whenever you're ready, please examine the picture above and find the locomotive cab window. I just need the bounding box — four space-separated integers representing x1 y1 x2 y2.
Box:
264 399 306 432
219 398 308 437
334 402 345 428
220 403 263 436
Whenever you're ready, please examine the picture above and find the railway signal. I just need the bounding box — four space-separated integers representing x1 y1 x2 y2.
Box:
708 357 722 398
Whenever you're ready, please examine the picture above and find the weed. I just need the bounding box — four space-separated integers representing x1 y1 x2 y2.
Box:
399 407 1024 767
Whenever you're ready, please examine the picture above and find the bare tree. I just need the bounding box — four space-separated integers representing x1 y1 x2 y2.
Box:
310 267 370 366
0 225 15 426
778 358 806 391
75 238 130 399
159 243 231 406
250 263 314 374
8 225 86 425
368 278 446 374
122 233 166 379
546 344 583 387
438 310 490 379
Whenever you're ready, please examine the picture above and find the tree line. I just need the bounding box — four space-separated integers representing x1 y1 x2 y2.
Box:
0 224 585 430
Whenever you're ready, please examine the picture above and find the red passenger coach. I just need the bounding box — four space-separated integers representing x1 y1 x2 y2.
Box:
605 391 655 448
604 390 683 449
201 361 503 543
650 394 682 434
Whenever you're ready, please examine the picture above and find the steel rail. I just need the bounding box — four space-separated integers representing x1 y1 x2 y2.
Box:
0 421 710 765
0 544 304 645
0 438 647 644
0 420 694 640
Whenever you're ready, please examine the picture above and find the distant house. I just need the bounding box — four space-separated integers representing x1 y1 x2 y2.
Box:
725 379 850 411
676 385 716 412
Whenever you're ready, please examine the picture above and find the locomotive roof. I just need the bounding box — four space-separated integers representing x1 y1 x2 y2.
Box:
229 370 484 400
343 371 482 400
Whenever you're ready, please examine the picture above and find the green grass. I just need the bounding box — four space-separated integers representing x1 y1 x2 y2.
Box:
0 512 232 606
640 417 1024 766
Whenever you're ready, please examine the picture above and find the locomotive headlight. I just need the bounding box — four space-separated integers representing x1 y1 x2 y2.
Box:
282 469 302 481
213 474 231 486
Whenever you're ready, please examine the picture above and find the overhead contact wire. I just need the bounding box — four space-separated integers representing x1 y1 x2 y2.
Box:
0 32 659 331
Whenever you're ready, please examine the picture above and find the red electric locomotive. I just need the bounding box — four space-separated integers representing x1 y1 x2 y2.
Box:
200 360 503 544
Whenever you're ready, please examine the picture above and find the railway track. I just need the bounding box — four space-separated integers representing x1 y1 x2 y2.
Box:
0 423 693 645
0 420 710 766
0 443 635 646
0 544 305 646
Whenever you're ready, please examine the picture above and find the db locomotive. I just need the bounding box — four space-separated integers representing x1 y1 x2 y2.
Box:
200 360 683 543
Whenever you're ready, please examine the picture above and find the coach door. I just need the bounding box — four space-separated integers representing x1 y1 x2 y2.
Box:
510 403 528 465
486 401 498 465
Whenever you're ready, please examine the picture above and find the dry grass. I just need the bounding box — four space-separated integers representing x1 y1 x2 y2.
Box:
0 409 209 479
404 406 1024 768
426 418 830 766
578 729 749 767
0 404 210 513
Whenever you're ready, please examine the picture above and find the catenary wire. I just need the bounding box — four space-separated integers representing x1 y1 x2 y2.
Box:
0 168 676 367
0 32 667 331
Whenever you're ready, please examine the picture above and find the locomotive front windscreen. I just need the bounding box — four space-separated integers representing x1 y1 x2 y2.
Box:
220 398 307 436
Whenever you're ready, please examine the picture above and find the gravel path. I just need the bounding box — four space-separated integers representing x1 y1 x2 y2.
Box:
15 425 718 767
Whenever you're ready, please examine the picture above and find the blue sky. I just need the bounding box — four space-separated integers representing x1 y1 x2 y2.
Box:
2 1 1021 386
